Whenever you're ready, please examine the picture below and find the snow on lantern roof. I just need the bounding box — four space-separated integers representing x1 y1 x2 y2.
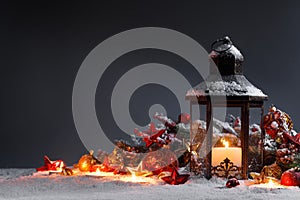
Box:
186 36 268 102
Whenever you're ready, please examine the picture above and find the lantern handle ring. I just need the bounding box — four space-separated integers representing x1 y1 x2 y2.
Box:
211 36 232 53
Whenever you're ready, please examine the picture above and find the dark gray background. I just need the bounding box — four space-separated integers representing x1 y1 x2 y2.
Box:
1 0 300 167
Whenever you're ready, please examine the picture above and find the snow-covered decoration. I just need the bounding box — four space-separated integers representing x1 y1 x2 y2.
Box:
131 113 191 151
134 123 167 148
187 36 268 179
27 107 300 192
185 88 205 97
250 105 300 187
263 106 300 170
160 167 190 185
186 36 267 100
263 106 294 140
186 75 267 97
36 156 66 172
35 109 267 186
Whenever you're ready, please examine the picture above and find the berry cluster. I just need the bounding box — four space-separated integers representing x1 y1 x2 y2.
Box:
277 143 300 165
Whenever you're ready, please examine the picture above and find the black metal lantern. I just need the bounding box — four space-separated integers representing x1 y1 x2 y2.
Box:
186 36 268 179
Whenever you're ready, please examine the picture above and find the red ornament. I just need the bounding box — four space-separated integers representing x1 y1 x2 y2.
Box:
36 156 65 171
263 106 295 140
99 157 115 172
178 113 191 124
89 164 103 172
144 129 165 148
77 151 100 172
161 167 190 185
142 149 178 175
226 177 240 188
134 122 158 137
134 122 166 148
281 169 300 186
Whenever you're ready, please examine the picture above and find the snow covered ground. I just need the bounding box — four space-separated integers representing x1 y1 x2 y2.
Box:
1 169 300 200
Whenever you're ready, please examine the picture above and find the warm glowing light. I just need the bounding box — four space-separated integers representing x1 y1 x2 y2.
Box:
79 161 90 172
249 179 287 189
95 168 101 176
85 168 104 177
131 173 137 182
116 173 159 184
267 179 275 188
221 138 229 148
212 139 241 167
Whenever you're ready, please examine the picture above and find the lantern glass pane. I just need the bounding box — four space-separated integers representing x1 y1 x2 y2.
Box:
189 104 206 176
213 107 241 148
248 108 263 172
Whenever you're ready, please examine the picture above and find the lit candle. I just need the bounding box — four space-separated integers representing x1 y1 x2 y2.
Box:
212 139 242 167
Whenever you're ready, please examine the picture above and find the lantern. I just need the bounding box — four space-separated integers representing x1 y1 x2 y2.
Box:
186 36 268 179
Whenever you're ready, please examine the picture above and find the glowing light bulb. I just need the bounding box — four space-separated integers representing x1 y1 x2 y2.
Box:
267 179 275 188
95 168 101 176
131 173 137 182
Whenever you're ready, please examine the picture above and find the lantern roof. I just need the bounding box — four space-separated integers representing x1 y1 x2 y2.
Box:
186 36 268 103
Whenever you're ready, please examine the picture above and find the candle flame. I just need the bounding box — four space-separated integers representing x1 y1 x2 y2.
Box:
221 138 229 148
